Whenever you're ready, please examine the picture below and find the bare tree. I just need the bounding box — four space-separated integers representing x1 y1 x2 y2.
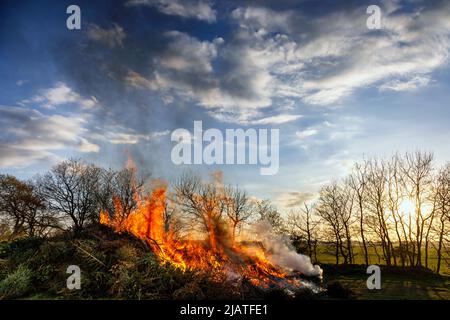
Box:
400 151 434 266
223 186 253 243
433 163 450 273
163 191 184 237
386 154 408 267
37 159 101 233
366 159 395 266
348 161 370 265
316 182 346 265
0 174 29 237
173 172 227 252
342 182 356 264
0 175 52 238
96 167 143 223
254 199 284 233
287 202 319 260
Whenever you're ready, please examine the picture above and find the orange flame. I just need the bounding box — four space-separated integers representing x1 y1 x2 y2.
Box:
100 187 296 287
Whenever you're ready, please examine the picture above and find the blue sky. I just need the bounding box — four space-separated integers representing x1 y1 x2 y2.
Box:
1 0 450 210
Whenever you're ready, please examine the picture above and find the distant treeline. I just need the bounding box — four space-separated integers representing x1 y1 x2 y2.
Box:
287 151 449 274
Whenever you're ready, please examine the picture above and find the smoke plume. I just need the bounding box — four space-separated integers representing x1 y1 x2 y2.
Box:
252 220 323 277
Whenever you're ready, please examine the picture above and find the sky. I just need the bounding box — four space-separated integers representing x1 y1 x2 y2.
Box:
1 0 450 211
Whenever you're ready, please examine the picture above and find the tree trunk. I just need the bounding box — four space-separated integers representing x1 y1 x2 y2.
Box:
436 219 445 274
360 209 369 265
335 236 340 265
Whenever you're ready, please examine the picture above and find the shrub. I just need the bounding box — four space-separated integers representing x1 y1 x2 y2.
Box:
0 241 9 259
115 244 139 262
0 265 33 299
6 237 44 266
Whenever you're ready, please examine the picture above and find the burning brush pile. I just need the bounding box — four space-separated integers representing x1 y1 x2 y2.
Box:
99 174 323 297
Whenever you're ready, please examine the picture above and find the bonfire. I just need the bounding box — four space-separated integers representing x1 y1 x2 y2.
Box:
99 182 323 294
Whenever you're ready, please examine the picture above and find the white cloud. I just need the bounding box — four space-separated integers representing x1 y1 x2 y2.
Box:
127 32 222 96
275 190 316 209
231 6 292 32
125 70 167 91
123 2 450 125
289 117 363 155
161 95 174 105
379 76 431 92
93 129 170 145
78 138 100 153
125 32 272 115
296 129 318 139
207 109 301 126
252 114 302 125
161 31 222 74
132 30 275 119
227 3 450 106
0 106 99 168
0 146 57 168
23 82 97 109
87 23 126 48
16 80 27 86
127 0 216 23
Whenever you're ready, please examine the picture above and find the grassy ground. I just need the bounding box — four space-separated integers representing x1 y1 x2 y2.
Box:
314 244 450 275
1 231 448 300
321 264 450 300
307 244 449 299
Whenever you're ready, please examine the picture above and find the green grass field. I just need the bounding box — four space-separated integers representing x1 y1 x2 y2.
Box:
321 264 450 300
312 244 449 299
313 244 450 275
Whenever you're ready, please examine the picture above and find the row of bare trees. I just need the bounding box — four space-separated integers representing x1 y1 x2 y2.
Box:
0 160 278 246
0 159 140 238
287 152 449 273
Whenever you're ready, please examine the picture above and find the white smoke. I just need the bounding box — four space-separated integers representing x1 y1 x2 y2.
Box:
251 220 323 277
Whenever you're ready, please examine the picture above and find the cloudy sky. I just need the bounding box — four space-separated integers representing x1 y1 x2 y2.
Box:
1 0 450 210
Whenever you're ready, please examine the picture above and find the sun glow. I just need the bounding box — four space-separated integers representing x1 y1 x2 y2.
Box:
399 198 416 215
